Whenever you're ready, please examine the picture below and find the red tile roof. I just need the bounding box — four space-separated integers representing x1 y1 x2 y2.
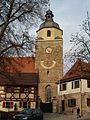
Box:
0 57 38 86
59 59 90 83
0 73 38 86
0 57 37 73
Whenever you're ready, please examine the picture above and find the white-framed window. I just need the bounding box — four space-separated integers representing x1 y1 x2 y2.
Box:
24 87 28 92
31 87 35 93
5 87 14 92
20 87 29 93
60 83 67 91
14 87 20 92
87 80 90 88
72 80 79 89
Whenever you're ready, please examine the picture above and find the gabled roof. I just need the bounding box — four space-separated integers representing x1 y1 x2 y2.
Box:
0 57 39 86
0 57 36 73
59 59 90 83
0 73 38 86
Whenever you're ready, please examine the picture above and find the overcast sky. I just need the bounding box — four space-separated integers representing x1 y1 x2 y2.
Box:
50 0 90 54
31 0 90 54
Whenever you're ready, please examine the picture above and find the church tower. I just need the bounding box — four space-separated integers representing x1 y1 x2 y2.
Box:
35 9 63 103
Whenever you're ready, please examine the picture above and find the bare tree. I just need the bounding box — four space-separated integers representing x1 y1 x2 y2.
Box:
0 0 49 75
64 12 90 72
0 0 48 56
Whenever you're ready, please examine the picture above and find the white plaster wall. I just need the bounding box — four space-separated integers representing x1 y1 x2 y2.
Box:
57 79 90 96
82 79 90 93
58 80 80 96
81 79 86 93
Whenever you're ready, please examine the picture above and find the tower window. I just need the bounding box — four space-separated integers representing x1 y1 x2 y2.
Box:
47 30 51 37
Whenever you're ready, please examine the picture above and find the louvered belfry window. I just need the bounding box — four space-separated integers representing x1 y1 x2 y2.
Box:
47 30 51 37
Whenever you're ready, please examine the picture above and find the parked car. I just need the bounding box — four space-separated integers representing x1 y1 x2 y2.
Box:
33 109 43 120
12 108 43 120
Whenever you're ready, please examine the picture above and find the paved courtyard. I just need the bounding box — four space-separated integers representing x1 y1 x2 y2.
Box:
43 113 90 120
44 113 77 120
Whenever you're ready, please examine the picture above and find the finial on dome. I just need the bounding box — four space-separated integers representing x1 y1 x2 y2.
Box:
45 0 54 21
45 9 54 21
48 0 50 10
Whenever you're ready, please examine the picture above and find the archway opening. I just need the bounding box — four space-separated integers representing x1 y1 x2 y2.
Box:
45 85 52 102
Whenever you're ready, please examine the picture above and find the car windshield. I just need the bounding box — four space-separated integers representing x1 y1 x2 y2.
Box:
20 109 33 114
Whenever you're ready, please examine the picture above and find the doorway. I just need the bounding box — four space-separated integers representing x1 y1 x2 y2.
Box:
62 100 65 112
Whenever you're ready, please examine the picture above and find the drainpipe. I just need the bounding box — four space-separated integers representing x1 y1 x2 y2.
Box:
80 79 83 116
59 81 62 113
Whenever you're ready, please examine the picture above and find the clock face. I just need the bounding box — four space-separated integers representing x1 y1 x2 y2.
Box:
45 47 52 53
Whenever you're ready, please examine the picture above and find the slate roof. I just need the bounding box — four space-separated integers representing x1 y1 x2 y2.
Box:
58 59 90 83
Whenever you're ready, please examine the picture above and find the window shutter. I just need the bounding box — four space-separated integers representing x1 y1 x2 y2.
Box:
72 82 73 89
3 101 6 108
28 101 30 108
10 102 13 108
19 101 22 108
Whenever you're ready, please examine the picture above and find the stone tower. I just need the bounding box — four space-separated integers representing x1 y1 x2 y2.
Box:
35 9 63 103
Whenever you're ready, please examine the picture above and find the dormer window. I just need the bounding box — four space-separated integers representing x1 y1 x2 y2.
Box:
47 30 51 37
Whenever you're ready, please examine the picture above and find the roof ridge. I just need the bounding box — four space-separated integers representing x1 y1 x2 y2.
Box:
60 59 90 82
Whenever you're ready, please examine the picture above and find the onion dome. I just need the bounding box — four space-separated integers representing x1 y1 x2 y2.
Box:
37 9 61 31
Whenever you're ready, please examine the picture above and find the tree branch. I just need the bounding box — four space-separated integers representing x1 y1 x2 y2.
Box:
0 42 24 56
0 0 15 41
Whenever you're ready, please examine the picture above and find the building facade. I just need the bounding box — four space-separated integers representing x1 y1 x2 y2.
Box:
35 9 63 103
57 59 90 115
0 9 64 112
0 57 38 112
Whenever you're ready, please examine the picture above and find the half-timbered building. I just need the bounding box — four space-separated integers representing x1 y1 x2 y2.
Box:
0 57 39 112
